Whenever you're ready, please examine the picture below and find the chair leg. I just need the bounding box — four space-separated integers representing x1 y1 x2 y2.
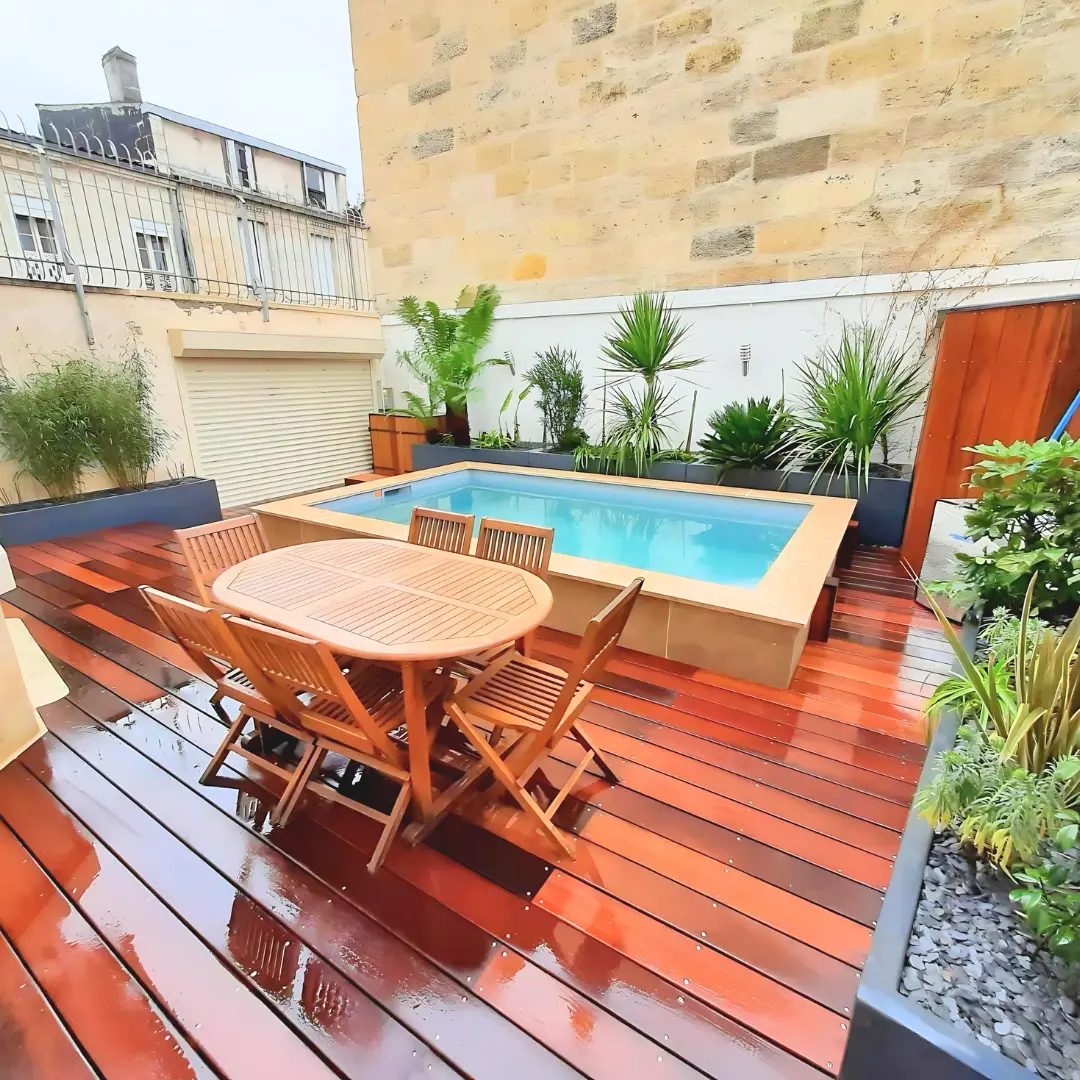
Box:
403 754 492 847
368 779 412 873
272 744 324 827
450 707 574 857
209 690 232 727
200 709 250 785
571 722 619 785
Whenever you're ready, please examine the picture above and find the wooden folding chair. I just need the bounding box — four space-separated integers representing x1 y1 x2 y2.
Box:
421 577 644 855
176 515 269 606
457 518 556 670
139 586 315 815
225 616 446 871
407 507 474 554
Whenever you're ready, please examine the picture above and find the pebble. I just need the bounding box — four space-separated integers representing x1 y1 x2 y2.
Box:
900 835 1080 1080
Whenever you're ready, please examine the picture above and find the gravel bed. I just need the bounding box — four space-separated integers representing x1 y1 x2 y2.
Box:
900 834 1080 1077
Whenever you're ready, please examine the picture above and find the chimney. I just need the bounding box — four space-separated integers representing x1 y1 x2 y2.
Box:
102 47 141 104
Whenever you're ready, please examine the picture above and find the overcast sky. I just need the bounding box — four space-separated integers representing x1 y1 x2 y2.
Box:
0 0 365 199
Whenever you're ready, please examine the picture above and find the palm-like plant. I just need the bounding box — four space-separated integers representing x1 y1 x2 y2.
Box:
396 285 507 445
602 292 701 389
526 346 586 450
577 383 678 476
698 397 795 472
791 322 926 494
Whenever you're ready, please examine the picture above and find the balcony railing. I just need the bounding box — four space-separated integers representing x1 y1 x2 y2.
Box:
0 123 372 311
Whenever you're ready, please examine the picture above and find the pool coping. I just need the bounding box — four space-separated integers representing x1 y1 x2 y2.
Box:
255 462 856 632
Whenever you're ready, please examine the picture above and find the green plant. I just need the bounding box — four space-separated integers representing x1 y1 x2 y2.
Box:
791 322 926 494
923 575 1080 774
495 352 530 444
396 285 508 445
918 724 1080 866
1011 831 1080 964
925 654 1016 733
0 356 100 499
982 606 1052 662
698 397 795 472
526 346 586 450
474 429 514 450
85 334 170 490
601 292 702 390
576 382 678 476
943 436 1080 619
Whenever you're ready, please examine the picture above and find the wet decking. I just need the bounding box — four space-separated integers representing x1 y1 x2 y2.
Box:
0 525 949 1080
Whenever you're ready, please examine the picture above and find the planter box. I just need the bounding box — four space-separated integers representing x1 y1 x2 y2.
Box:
722 468 912 547
369 413 447 474
840 621 1028 1080
411 443 578 473
0 477 221 546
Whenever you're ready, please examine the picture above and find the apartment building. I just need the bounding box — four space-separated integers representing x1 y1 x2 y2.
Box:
0 47 383 508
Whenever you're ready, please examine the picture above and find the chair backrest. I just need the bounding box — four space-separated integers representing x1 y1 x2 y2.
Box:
407 507 474 554
140 585 251 684
539 577 645 745
176 515 269 605
475 518 554 579
225 616 403 766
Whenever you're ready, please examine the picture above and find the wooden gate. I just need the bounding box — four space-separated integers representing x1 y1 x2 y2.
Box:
901 300 1080 572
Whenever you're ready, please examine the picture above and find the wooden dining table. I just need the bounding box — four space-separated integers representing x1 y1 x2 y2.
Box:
211 537 554 820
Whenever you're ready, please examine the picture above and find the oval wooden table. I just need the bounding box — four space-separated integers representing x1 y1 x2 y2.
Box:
212 537 553 820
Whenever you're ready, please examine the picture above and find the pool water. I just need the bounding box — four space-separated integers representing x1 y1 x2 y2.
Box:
318 469 810 587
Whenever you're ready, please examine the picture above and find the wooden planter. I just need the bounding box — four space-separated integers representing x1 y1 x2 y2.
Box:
368 413 447 475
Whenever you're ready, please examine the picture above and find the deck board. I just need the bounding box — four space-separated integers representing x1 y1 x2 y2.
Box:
2 524 945 1079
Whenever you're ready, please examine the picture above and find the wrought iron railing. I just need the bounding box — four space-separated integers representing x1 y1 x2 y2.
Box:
0 120 372 312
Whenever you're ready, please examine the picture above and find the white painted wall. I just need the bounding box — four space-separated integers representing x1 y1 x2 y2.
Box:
380 259 1080 463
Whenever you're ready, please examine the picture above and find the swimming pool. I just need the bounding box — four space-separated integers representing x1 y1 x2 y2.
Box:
255 463 855 688
317 468 810 587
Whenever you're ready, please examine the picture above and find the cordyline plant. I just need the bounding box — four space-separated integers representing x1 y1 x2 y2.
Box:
601 292 702 390
791 322 926 495
918 575 1080 866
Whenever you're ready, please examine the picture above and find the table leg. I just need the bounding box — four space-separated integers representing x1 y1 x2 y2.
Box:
402 661 434 818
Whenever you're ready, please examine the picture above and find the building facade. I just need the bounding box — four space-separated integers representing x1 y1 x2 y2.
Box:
0 48 384 509
350 0 1080 449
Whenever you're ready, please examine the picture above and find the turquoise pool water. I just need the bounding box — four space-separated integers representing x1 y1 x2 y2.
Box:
318 470 810 587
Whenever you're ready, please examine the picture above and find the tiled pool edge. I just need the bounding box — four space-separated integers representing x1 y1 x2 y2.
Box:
254 463 856 688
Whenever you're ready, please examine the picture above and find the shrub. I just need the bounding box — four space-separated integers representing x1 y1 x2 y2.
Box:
945 436 1080 619
526 346 586 450
0 356 99 499
791 322 926 493
601 292 701 389
86 336 171 490
697 397 794 471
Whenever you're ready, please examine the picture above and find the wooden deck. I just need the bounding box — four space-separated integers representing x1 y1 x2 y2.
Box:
0 525 950 1080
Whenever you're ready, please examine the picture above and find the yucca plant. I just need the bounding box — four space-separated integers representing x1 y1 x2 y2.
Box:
698 397 795 472
601 292 702 390
791 322 926 494
575 383 678 476
396 285 508 445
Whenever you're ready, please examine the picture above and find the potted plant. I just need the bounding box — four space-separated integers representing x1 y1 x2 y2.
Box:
526 346 588 455
395 285 508 446
576 292 705 479
0 343 219 544
698 396 795 478
844 580 1080 1080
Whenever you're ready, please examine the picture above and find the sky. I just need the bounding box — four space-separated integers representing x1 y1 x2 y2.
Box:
0 0 365 199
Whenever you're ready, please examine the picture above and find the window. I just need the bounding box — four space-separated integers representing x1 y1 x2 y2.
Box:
130 220 174 290
222 139 255 189
310 234 334 298
11 197 66 281
303 163 326 209
239 217 274 296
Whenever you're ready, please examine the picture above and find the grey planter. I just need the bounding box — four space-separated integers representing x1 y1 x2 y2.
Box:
840 621 1029 1080
0 477 221 545
721 467 913 547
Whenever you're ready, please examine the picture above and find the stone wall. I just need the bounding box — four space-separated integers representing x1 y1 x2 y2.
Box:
351 0 1080 308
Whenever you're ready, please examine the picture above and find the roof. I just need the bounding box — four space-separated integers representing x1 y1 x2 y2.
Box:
35 100 345 175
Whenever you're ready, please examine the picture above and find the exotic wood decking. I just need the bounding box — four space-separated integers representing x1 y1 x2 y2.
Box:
0 524 948 1080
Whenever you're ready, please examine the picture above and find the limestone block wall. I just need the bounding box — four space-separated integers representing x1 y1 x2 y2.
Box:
350 0 1080 308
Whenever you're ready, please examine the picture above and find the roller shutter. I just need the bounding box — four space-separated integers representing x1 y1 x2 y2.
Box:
183 358 373 507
